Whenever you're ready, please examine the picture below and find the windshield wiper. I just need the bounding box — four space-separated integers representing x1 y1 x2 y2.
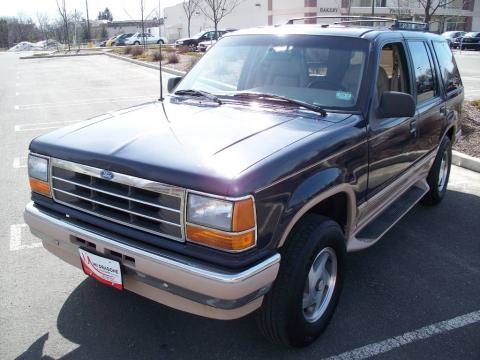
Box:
232 92 327 116
174 89 222 105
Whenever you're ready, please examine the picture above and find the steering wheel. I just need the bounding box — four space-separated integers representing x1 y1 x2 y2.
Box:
307 78 347 91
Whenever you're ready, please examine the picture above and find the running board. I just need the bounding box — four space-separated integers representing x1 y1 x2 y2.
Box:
347 180 429 251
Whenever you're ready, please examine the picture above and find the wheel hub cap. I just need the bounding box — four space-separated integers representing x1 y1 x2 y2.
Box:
438 149 450 192
302 247 337 323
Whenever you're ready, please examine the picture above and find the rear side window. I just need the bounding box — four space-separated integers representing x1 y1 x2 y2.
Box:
407 41 436 103
433 41 462 93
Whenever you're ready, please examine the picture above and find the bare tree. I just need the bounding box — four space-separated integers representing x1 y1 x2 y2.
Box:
417 0 457 25
199 0 242 33
56 0 70 50
182 0 198 37
36 13 50 44
0 18 8 48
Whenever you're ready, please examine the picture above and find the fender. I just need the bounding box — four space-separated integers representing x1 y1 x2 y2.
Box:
276 168 357 248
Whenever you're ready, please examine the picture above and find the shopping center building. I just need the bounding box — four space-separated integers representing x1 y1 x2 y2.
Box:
164 0 479 41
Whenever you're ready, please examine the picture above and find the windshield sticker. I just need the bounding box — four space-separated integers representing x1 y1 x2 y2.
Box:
336 91 352 101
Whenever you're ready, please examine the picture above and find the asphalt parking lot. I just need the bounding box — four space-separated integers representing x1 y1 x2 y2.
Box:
454 49 480 101
0 51 479 360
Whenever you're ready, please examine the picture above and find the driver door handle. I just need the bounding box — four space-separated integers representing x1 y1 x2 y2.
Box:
409 119 417 136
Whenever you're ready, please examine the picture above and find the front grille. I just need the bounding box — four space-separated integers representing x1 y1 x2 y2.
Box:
51 158 185 241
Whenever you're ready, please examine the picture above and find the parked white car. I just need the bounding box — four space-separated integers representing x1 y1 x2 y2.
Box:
125 32 167 45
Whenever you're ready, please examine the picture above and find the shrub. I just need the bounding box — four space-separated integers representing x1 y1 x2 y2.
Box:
167 52 179 64
130 46 144 57
135 53 151 61
188 56 200 70
151 50 164 62
176 45 190 54
124 46 134 55
471 99 480 109
163 46 176 53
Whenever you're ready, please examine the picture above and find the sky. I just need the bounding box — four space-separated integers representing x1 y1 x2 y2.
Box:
0 0 183 21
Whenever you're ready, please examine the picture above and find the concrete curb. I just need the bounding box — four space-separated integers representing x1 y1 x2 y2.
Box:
20 52 103 60
104 52 186 76
452 150 480 173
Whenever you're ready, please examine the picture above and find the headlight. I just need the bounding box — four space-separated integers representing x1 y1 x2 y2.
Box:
187 194 233 231
28 154 48 181
186 193 256 251
176 40 183 45
28 154 51 197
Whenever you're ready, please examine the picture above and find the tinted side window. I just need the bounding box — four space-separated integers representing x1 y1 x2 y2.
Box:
433 41 462 93
407 41 436 103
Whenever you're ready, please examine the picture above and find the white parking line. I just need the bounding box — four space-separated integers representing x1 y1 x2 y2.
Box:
323 310 480 360
14 120 80 132
13 156 27 168
9 224 42 251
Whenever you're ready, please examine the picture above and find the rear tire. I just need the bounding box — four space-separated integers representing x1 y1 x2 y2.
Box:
134 41 140 45
422 136 452 205
157 40 164 44
256 214 346 347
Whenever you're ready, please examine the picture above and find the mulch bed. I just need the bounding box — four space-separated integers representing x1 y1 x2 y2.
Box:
453 102 480 158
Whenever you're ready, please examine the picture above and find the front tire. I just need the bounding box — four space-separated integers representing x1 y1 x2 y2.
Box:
134 41 140 45
422 136 452 205
256 214 346 347
157 40 164 44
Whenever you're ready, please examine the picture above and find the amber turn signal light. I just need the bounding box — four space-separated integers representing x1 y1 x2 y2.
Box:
232 198 255 232
29 178 51 197
186 225 255 251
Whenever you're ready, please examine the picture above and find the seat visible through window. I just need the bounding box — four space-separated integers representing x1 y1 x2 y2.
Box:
377 43 410 101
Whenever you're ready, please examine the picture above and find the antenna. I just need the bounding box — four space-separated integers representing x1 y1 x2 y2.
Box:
158 0 164 101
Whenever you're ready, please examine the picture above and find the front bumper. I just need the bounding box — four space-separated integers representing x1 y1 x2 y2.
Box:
24 202 280 320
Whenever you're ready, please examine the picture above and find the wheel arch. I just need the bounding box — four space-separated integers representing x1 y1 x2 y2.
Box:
277 184 356 248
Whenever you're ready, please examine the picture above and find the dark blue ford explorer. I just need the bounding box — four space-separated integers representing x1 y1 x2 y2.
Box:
25 17 463 347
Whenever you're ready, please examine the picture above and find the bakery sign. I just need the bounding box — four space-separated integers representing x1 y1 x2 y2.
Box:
318 7 339 12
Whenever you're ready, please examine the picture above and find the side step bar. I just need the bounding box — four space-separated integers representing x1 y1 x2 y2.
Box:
347 180 429 251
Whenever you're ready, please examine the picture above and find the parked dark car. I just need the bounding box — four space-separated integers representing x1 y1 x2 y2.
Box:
441 30 465 47
175 29 230 48
25 17 463 348
114 33 134 46
197 29 238 52
457 31 480 49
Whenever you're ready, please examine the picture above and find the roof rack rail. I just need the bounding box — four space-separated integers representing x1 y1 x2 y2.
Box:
285 15 429 31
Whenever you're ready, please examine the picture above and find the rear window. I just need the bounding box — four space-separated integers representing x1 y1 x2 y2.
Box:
432 41 462 93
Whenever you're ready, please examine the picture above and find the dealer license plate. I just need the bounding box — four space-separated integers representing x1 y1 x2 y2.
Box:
79 248 123 290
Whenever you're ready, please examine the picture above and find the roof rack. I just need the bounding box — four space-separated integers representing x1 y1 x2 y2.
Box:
285 16 429 31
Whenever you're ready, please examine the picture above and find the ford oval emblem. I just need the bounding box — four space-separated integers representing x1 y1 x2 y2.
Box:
100 170 114 180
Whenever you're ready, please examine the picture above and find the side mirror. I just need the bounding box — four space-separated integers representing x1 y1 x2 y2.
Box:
167 76 183 93
377 91 416 118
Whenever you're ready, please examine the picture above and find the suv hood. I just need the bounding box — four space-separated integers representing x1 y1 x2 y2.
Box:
30 99 347 194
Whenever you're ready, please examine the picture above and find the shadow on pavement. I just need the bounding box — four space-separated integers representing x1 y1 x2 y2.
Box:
17 190 480 359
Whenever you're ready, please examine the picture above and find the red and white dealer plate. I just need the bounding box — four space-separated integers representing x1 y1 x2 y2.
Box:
79 248 123 290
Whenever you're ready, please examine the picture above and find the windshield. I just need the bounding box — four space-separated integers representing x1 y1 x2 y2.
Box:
465 32 479 37
192 31 206 39
176 34 369 109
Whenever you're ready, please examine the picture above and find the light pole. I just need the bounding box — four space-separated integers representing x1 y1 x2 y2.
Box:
85 0 91 43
